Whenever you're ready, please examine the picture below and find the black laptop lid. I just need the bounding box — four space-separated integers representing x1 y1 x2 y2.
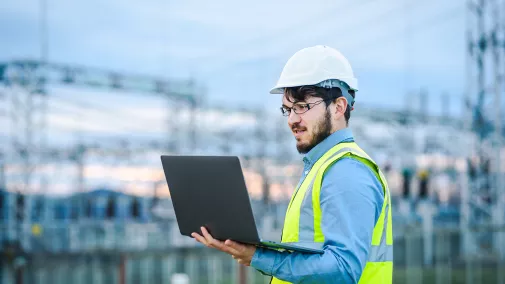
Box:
161 155 261 243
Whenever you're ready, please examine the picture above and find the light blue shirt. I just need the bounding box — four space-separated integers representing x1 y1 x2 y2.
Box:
251 128 384 283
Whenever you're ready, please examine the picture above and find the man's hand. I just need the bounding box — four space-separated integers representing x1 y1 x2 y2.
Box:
191 226 256 266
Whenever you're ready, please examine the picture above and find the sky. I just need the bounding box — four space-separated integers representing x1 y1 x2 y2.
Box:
0 0 467 112
0 0 472 195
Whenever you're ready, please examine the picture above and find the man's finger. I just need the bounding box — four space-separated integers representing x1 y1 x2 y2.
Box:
200 227 217 246
225 239 246 253
199 227 246 257
200 227 225 248
191 233 208 246
222 241 242 255
199 227 240 254
201 226 216 243
193 232 235 255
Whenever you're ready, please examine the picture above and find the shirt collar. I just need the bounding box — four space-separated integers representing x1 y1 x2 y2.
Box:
303 128 354 166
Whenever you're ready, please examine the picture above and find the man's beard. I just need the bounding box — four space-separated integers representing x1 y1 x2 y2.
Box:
296 110 332 154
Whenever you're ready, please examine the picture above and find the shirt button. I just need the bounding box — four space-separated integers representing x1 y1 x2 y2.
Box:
304 170 309 175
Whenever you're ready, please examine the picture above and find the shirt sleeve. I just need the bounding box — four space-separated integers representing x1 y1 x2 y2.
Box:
250 158 384 283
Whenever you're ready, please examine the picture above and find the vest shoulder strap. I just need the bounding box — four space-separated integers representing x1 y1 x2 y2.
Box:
311 142 390 244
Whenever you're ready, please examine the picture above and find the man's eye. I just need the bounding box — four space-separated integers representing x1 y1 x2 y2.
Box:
296 104 309 110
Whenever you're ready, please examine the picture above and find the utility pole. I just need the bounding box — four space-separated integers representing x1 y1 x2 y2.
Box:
419 88 428 123
461 0 475 273
464 2 487 282
38 0 49 198
0 152 5 190
189 98 198 152
165 91 199 154
491 0 505 279
255 109 269 208
441 93 449 121
4 62 48 194
1 0 49 197
465 0 505 282
72 144 86 218
167 97 180 153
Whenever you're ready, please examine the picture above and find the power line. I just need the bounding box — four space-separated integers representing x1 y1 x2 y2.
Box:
200 1 451 76
49 93 165 129
339 3 464 56
186 0 380 65
46 107 162 135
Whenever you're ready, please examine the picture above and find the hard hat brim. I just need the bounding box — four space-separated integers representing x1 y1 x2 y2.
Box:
269 77 358 94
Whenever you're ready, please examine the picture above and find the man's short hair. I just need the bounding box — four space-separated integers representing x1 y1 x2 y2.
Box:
284 86 355 125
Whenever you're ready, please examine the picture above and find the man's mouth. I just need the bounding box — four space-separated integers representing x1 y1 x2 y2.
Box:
293 129 306 138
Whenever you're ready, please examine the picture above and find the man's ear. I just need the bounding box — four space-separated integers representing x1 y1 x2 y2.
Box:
335 97 348 114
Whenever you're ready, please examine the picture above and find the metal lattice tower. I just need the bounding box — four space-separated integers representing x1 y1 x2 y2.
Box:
0 61 200 196
2 62 48 194
463 0 505 266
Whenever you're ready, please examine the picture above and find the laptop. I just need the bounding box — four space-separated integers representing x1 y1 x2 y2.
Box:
160 155 324 254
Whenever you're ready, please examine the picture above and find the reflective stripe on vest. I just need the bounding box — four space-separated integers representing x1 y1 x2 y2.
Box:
272 142 393 284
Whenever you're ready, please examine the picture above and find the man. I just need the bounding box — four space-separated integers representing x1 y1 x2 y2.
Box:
192 45 393 283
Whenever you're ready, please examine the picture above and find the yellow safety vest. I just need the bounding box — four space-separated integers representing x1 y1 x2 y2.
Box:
272 141 393 283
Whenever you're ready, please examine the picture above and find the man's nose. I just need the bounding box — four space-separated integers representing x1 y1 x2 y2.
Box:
287 111 301 127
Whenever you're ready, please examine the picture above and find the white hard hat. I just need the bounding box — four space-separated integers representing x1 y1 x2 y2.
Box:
270 45 358 94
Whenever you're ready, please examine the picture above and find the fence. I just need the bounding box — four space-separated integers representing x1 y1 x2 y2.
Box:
1 221 505 283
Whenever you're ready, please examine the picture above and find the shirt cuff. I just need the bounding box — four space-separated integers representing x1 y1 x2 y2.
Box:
251 247 276 275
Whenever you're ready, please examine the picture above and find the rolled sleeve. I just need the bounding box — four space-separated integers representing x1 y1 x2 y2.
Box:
251 247 276 275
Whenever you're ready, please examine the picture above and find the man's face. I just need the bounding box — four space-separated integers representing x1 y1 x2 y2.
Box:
282 95 333 154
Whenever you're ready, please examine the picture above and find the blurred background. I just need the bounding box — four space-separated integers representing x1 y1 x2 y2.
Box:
0 0 504 283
